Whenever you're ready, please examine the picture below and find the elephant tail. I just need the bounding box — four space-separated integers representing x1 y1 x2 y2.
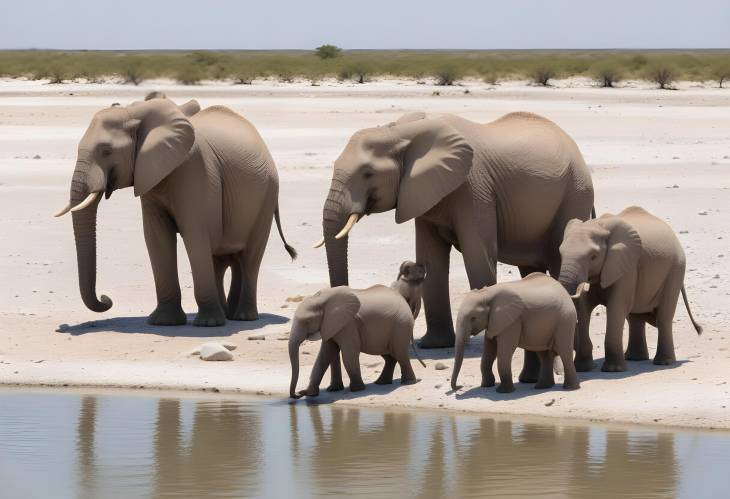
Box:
591 206 596 219
274 205 297 260
680 285 703 335
411 339 427 368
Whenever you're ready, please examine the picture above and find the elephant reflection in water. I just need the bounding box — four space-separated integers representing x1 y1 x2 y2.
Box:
289 404 416 496
449 418 678 499
74 397 262 498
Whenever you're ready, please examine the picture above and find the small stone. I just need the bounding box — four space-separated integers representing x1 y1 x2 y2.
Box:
222 343 237 351
199 342 233 361
434 362 448 370
672 184 679 188
248 334 265 341
286 295 305 303
698 211 708 215
679 230 689 234
33 154 41 159
434 384 442 389
545 399 556 407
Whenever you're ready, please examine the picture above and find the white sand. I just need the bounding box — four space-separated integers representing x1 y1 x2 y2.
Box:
1 78 728 429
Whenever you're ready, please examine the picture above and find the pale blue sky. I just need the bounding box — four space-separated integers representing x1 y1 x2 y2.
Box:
1 0 728 50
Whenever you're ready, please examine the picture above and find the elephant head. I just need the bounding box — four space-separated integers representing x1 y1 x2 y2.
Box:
558 215 642 295
451 287 524 390
314 115 473 286
288 287 360 398
54 98 196 312
398 260 427 282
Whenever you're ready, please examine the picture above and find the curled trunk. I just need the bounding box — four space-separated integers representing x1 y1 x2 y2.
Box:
71 180 111 312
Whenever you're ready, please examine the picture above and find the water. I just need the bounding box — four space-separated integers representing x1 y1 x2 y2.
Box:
1 389 728 499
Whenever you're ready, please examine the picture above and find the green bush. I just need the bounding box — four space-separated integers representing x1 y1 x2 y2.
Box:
591 62 623 88
433 64 462 86
315 44 342 60
530 66 555 86
713 64 730 88
175 65 206 85
645 64 676 89
120 57 145 85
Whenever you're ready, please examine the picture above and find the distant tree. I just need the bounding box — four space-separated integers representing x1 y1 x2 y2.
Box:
591 62 623 88
315 44 342 60
530 66 555 86
339 61 373 84
646 65 676 89
433 64 463 86
121 58 145 85
714 65 730 88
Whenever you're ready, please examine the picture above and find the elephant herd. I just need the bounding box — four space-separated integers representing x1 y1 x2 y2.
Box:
56 94 702 398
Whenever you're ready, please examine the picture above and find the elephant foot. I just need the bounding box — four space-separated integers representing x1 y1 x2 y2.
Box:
574 356 596 372
653 354 676 366
534 380 555 390
298 387 319 398
148 303 187 326
400 376 419 385
563 380 581 390
625 349 650 361
228 307 259 321
481 375 495 388
601 359 627 372
417 331 455 349
374 375 393 385
193 304 226 327
349 381 366 392
496 382 515 394
518 370 539 384
326 382 345 392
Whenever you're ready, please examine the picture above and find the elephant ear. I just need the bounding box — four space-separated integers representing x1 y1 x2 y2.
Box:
485 290 524 339
179 99 201 117
598 216 642 289
394 119 474 223
128 99 195 197
320 287 361 341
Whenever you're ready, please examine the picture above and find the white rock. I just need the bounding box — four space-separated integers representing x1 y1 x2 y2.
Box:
199 342 234 361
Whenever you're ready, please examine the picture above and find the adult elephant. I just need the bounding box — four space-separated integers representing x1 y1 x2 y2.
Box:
315 111 593 381
55 98 296 326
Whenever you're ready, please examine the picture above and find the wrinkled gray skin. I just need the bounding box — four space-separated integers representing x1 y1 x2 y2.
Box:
390 260 426 319
559 206 702 372
318 111 593 386
288 285 418 398
451 273 581 393
57 98 296 326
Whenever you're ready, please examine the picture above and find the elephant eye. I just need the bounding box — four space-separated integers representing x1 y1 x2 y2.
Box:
363 171 373 179
100 147 112 158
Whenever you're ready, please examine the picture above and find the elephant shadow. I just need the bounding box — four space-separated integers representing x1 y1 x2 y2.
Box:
453 357 690 401
56 313 289 338
413 333 484 361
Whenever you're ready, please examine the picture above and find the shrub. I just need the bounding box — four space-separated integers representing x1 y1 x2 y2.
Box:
175 65 206 85
481 70 499 85
591 62 623 88
530 66 554 86
714 65 730 88
46 65 67 84
433 64 462 86
121 58 145 85
339 61 373 84
645 65 676 89
315 44 342 60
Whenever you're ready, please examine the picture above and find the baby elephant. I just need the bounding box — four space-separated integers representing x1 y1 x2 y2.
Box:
559 206 702 373
451 273 581 393
391 260 426 319
289 285 419 398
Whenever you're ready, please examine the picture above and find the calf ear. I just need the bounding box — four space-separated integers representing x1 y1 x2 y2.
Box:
320 287 361 341
394 119 473 223
486 291 524 339
598 217 642 288
179 99 201 117
128 99 195 197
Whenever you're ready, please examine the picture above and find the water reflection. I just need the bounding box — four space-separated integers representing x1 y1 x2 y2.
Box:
0 390 728 499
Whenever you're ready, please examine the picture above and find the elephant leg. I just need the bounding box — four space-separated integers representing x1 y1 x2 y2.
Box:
391 328 417 385
335 324 365 392
496 324 520 393
214 257 229 317
481 338 497 387
182 232 226 327
625 315 649 361
375 355 397 385
518 266 546 382
574 295 597 372
416 218 455 348
234 219 272 321
225 255 242 320
326 351 345 392
300 340 338 397
559 347 580 390
534 351 555 389
654 284 681 365
602 305 629 372
143 201 186 326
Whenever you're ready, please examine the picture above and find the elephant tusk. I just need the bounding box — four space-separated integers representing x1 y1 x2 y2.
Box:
53 202 74 218
571 282 590 300
70 192 100 213
312 237 325 249
334 213 359 240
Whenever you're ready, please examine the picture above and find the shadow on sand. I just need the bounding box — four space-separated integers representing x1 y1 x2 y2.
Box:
56 313 290 338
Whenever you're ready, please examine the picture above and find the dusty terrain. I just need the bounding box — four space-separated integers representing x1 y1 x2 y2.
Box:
1 78 728 429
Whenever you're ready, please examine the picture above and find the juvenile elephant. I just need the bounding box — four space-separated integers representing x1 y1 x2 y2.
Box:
288 285 420 398
451 273 583 393
559 206 702 372
391 260 426 319
315 111 593 383
55 98 296 326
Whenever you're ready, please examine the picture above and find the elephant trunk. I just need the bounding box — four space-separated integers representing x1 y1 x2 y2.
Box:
558 262 583 296
288 326 307 398
323 179 351 287
70 171 112 313
451 318 468 390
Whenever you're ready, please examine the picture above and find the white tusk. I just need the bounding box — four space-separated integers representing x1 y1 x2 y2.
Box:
70 192 100 213
334 213 359 240
53 202 74 218
571 282 590 300
312 237 325 249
